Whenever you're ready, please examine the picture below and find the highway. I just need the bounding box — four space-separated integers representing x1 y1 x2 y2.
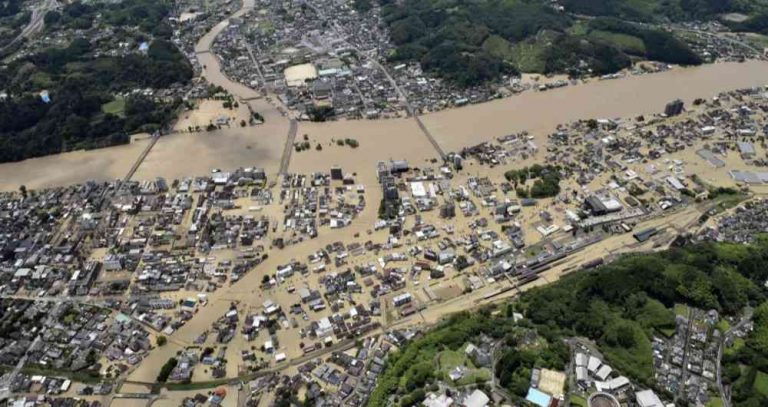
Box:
1 0 57 55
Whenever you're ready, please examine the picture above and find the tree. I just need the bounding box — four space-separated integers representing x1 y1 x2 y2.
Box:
156 357 178 382
157 335 167 346
18 185 27 199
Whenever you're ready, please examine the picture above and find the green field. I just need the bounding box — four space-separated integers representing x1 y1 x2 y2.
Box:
588 30 646 55
435 348 492 385
436 349 470 370
569 395 588 407
482 33 549 73
754 370 768 396
706 397 724 407
716 319 731 333
725 337 746 357
674 303 690 317
101 98 126 117
657 327 676 338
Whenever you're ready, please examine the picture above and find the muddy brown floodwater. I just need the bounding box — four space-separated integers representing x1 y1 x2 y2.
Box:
424 60 768 152
0 51 766 192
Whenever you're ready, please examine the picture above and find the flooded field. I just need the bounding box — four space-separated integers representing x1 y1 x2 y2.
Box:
289 119 441 185
132 123 287 181
0 137 149 191
173 99 253 132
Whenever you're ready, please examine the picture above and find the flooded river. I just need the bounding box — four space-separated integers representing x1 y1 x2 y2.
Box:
0 1 767 193
424 60 768 152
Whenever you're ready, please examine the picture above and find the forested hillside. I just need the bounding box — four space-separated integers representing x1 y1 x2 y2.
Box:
0 0 30 49
563 0 768 35
0 0 191 163
377 0 705 84
368 237 768 406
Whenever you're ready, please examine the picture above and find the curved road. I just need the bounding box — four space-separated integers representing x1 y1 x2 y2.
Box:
1 0 57 54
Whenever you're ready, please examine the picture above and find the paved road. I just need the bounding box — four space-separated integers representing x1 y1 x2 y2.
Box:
716 311 753 407
677 307 698 402
1 0 57 54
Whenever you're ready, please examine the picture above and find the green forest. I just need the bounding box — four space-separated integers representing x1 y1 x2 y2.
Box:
0 0 190 163
561 0 768 35
370 0 768 84
369 237 768 406
562 0 768 24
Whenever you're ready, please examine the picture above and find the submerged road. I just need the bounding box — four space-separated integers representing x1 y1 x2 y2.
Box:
279 119 298 175
370 58 447 160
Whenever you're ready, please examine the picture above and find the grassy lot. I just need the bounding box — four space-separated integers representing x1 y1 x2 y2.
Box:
725 337 746 357
509 40 547 73
706 397 724 407
19 365 104 384
435 348 491 385
744 33 768 49
709 192 749 215
674 303 690 317
101 97 126 117
569 395 588 407
437 349 471 370
568 20 589 36
588 30 646 55
657 327 676 338
716 319 731 333
456 368 492 386
483 34 549 74
753 370 768 396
